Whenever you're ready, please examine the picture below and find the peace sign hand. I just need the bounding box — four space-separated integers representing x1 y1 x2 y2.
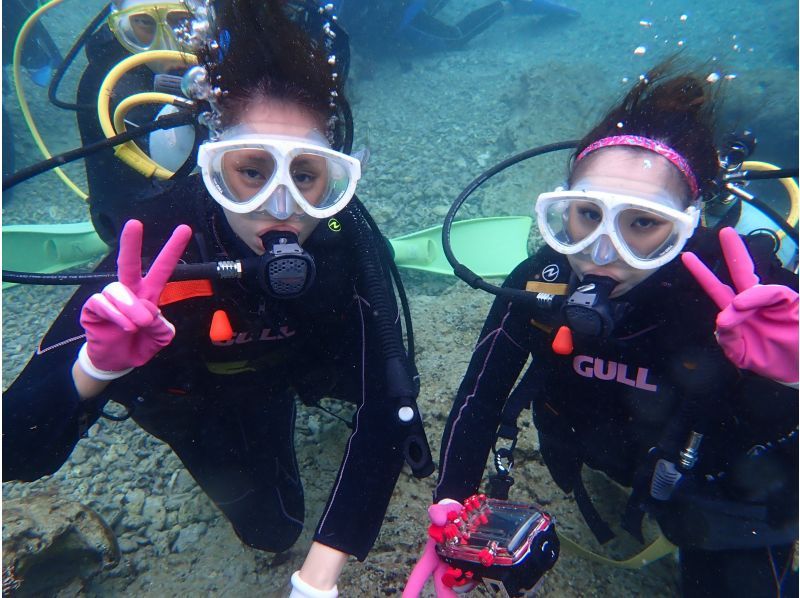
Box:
681 227 799 384
78 220 192 380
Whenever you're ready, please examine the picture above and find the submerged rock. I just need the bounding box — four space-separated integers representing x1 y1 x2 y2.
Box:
3 494 120 596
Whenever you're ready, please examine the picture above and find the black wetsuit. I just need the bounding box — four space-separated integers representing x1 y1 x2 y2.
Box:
3 177 412 560
435 229 798 597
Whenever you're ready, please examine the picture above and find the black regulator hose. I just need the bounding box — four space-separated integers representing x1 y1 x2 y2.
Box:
2 271 115 285
2 110 196 191
48 3 111 111
347 200 434 478
724 167 799 182
442 140 578 304
352 197 416 367
3 261 225 286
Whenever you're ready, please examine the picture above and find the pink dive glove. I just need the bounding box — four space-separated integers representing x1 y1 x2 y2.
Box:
78 220 192 380
404 499 476 598
681 227 799 384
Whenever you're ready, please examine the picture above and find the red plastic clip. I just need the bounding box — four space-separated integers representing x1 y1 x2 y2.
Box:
478 548 495 567
428 523 446 543
443 522 460 541
442 567 474 589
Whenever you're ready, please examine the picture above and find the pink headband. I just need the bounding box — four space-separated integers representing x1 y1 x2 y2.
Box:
576 135 700 199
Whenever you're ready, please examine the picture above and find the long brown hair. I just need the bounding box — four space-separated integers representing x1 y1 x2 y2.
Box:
570 58 723 201
197 0 347 145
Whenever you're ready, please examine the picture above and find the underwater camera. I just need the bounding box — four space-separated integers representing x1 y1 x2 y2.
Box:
436 494 559 597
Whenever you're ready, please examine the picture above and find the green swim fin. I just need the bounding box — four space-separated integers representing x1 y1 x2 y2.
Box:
2 222 109 289
389 216 532 277
2 216 532 289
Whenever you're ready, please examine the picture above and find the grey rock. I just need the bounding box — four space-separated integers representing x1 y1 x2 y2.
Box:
164 493 191 512
123 514 148 532
118 538 138 554
432 205 449 218
176 495 217 525
70 445 88 465
142 496 166 531
124 489 146 516
169 469 196 494
171 522 208 554
150 531 172 556
116 470 134 483
167 469 197 494
3 494 119 596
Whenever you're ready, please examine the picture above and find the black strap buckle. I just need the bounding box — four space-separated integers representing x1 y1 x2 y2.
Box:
493 445 516 475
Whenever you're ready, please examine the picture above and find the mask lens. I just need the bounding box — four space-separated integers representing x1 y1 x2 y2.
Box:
219 148 277 202
124 12 158 47
615 208 681 260
202 138 359 216
290 153 330 206
166 10 190 30
544 197 604 246
291 153 353 210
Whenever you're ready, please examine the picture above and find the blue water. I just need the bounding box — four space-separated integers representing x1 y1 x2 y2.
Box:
2 0 797 595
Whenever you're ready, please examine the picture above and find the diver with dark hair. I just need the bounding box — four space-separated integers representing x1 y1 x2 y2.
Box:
3 1 432 595
72 0 353 245
335 0 579 54
72 0 204 243
421 60 798 596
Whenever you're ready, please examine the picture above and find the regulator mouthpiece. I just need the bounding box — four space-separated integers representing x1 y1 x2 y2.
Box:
562 275 624 337
255 231 316 299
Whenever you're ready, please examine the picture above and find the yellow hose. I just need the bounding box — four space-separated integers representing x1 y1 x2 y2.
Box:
742 161 800 238
559 532 677 569
13 0 88 200
112 92 191 179
97 50 197 179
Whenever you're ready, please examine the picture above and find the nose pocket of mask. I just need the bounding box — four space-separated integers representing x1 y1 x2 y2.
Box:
589 234 619 266
265 186 298 220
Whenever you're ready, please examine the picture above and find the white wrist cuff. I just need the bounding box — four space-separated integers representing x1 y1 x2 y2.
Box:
289 571 338 598
78 343 134 381
778 379 799 389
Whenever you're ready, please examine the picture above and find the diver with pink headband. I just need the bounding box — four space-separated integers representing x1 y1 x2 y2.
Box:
575 134 701 199
410 60 798 597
